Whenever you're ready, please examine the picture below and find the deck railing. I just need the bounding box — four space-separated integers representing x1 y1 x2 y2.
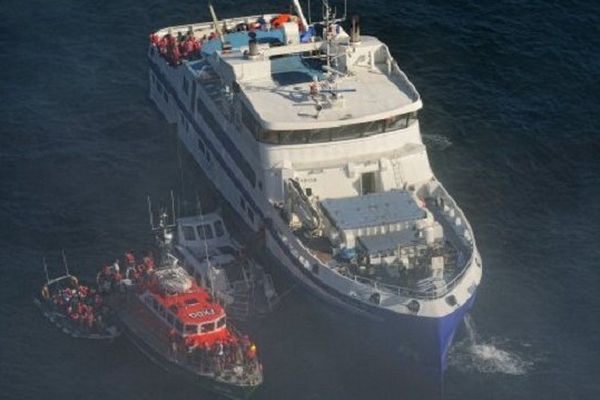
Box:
270 181 478 302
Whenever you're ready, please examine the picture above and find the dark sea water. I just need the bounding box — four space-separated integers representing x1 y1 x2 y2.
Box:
2 1 600 399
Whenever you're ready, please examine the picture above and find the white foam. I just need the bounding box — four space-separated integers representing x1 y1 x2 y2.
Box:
449 315 534 376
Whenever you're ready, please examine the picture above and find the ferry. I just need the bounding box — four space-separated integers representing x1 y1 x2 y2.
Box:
104 252 263 399
147 0 482 376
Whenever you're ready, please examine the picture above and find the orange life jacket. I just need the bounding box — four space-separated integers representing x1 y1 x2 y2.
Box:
272 13 292 29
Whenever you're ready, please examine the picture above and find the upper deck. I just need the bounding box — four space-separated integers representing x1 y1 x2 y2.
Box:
215 35 420 130
154 13 422 132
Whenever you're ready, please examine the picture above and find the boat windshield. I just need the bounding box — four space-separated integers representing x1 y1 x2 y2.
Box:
242 103 418 145
200 322 215 333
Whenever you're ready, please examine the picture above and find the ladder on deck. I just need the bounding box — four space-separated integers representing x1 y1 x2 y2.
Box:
227 280 252 321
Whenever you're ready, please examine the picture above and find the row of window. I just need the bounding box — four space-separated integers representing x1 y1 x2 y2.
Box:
242 104 418 145
195 92 257 188
181 221 225 242
145 294 225 335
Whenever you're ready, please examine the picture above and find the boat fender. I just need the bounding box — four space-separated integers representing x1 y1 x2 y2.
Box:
311 263 319 274
369 292 381 305
70 276 79 287
445 295 457 307
407 300 420 314
41 285 50 300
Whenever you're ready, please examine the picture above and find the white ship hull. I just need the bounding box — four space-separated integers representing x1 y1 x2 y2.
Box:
147 24 482 374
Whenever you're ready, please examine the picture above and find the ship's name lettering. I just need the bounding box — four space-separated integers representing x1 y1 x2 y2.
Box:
298 178 317 183
188 309 215 318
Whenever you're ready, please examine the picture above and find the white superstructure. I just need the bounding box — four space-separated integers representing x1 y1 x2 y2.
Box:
148 1 482 373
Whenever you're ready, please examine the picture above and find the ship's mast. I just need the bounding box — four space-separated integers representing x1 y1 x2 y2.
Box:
148 191 177 257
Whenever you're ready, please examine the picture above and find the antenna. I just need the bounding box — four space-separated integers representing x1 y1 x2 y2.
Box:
313 0 347 25
196 198 211 259
147 195 155 229
208 2 225 46
61 249 70 276
43 257 50 284
196 196 214 297
170 190 177 226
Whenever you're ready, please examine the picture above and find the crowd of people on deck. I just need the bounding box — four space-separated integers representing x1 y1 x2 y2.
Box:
171 331 260 377
97 251 156 292
148 14 307 67
150 28 203 67
43 280 107 333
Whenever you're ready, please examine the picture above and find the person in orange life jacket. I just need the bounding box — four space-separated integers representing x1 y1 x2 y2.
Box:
182 37 196 58
246 343 257 360
143 254 155 271
125 250 135 266
149 33 159 46
158 35 168 55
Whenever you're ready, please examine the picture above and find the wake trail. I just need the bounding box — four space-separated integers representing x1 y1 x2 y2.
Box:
449 314 534 375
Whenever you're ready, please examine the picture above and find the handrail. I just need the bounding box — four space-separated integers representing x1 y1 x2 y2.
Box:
270 181 478 301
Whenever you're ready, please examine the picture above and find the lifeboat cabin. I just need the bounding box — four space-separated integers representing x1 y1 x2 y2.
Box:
121 262 262 390
139 265 230 349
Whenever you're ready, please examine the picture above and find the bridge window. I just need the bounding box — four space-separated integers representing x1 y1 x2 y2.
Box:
214 220 225 237
182 225 196 241
197 93 256 187
216 316 226 328
242 101 418 145
200 322 215 333
196 224 214 240
185 324 197 334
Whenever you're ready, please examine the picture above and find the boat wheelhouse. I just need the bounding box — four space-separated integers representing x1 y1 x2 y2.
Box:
148 0 482 377
172 212 279 321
